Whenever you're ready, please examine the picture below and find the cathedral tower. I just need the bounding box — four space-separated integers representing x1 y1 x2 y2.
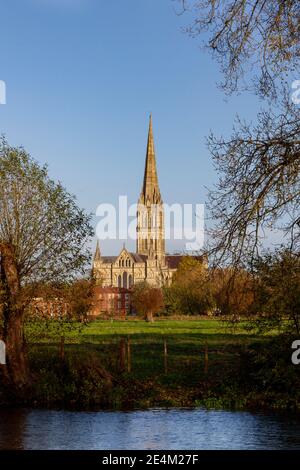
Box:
136 115 165 262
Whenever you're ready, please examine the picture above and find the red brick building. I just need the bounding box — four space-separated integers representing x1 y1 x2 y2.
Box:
90 286 131 319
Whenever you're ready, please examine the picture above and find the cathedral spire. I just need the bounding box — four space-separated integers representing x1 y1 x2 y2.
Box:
137 115 165 260
94 239 101 262
141 114 161 203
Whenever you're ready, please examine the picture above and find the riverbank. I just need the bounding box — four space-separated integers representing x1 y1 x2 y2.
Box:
1 319 299 411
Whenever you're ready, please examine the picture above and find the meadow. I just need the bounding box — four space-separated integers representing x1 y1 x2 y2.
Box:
23 318 295 410
28 318 267 384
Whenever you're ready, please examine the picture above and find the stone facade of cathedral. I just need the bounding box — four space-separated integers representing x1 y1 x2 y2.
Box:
92 115 185 288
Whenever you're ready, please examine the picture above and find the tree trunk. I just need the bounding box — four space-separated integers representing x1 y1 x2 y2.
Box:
3 311 29 389
145 311 154 322
0 242 30 389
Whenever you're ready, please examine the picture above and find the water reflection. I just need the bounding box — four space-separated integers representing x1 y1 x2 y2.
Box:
0 409 27 450
0 408 300 450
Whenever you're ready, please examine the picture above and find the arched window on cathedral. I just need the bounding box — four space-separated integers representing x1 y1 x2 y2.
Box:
159 211 163 229
128 275 133 288
118 275 122 288
123 272 128 289
122 259 124 267
126 258 131 267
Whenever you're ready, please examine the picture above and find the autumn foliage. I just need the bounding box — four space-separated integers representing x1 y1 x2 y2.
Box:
131 282 164 322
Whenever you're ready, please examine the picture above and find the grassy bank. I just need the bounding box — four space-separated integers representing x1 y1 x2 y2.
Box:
2 319 299 411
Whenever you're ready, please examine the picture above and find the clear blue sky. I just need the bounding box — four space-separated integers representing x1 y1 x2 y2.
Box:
0 0 261 254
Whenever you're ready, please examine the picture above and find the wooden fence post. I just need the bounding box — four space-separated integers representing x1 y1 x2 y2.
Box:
119 338 126 372
60 335 65 362
204 342 208 375
127 336 131 373
164 338 168 374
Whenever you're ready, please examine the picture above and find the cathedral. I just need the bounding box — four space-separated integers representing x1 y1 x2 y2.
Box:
92 115 183 288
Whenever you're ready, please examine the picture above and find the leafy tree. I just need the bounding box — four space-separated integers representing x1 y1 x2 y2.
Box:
210 267 254 319
25 278 95 360
131 282 164 322
164 256 215 315
249 250 300 334
65 278 95 322
0 138 92 389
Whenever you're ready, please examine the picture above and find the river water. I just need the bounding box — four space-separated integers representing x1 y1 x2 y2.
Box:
0 408 299 450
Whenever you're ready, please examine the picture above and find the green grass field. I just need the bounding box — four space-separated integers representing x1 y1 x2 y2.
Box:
27 318 278 408
78 319 266 369
31 317 267 343
81 318 267 382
